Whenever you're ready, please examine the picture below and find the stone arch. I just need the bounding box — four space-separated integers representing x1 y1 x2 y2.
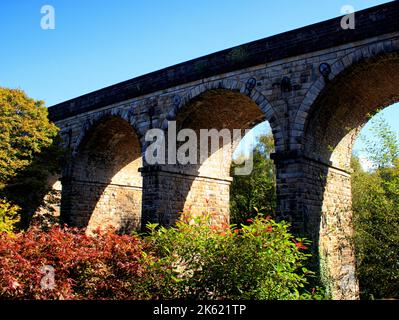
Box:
294 39 399 140
294 49 399 299
61 115 143 234
162 78 285 152
73 108 143 157
303 50 399 168
147 85 277 226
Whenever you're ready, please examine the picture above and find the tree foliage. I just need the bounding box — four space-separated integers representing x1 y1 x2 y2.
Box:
0 87 61 229
361 116 399 169
230 133 276 226
0 226 150 299
0 88 58 182
352 117 399 299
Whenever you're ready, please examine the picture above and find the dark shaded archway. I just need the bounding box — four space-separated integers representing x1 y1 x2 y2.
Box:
61 116 143 234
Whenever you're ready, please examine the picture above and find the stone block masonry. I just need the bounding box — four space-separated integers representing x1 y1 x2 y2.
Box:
48 2 399 299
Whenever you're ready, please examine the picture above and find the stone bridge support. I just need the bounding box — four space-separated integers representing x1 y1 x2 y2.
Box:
273 153 357 299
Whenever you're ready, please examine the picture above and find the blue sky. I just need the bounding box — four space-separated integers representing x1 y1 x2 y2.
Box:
1 0 398 163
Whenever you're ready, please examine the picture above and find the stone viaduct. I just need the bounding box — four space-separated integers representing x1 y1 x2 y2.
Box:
48 2 399 300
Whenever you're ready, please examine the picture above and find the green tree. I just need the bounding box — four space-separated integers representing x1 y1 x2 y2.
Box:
361 117 399 169
230 133 276 225
0 87 61 229
352 117 399 299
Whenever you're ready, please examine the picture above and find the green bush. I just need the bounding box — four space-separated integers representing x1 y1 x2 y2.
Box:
144 212 323 300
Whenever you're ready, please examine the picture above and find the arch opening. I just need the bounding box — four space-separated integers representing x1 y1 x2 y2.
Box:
350 105 399 299
230 121 276 226
160 88 273 226
61 116 143 234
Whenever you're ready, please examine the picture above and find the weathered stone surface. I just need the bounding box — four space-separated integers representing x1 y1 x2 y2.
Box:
48 2 399 300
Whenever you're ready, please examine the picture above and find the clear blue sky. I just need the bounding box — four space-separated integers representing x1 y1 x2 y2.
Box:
1 0 398 163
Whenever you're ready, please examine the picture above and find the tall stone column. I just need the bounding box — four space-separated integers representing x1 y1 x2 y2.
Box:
272 152 359 300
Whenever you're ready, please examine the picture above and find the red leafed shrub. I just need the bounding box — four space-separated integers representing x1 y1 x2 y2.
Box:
0 226 152 300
